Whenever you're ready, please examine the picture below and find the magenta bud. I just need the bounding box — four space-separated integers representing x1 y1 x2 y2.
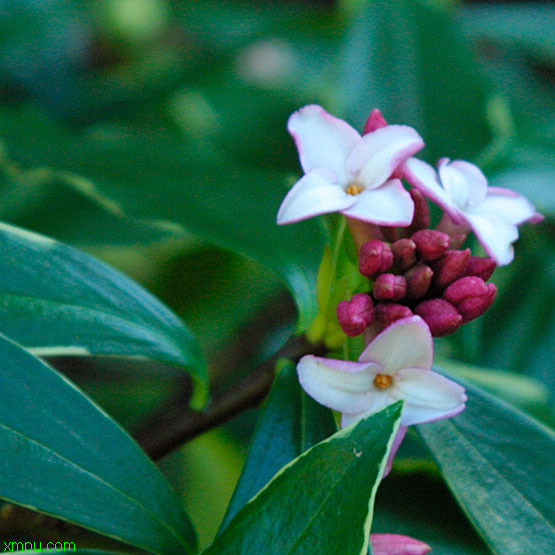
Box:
371 534 432 555
359 240 394 277
432 248 471 289
409 188 431 231
464 256 496 281
444 276 497 322
375 303 413 328
363 108 388 134
391 238 417 270
414 298 462 337
404 264 434 299
337 293 375 337
373 274 407 301
411 229 451 261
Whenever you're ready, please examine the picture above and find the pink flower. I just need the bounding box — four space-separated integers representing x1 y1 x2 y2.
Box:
371 533 432 555
297 316 466 428
277 105 424 226
404 157 542 265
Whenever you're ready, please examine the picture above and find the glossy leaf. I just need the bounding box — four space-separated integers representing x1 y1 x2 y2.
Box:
0 221 207 388
417 378 555 554
220 359 337 530
206 402 403 554
0 334 196 554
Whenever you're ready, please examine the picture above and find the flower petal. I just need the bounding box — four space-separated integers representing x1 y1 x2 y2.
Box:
393 368 466 426
340 179 414 225
359 316 433 373
464 212 518 265
276 168 356 224
383 425 408 477
346 125 424 189
474 187 540 225
439 159 488 208
371 533 432 555
404 158 465 223
287 104 360 182
340 391 398 427
297 355 381 414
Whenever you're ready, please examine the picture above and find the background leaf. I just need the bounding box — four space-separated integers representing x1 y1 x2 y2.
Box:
417 377 555 554
0 334 196 554
0 221 207 390
220 359 337 530
205 402 402 555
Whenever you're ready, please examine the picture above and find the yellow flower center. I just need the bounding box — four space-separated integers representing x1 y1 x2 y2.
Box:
373 373 393 389
346 184 364 196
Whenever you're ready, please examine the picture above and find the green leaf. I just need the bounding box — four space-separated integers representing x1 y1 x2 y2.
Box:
0 107 326 331
417 378 555 554
205 402 403 555
0 334 196 554
221 360 337 530
334 0 492 161
0 221 207 390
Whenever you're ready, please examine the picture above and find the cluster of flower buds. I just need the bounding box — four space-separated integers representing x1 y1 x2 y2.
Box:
337 193 497 337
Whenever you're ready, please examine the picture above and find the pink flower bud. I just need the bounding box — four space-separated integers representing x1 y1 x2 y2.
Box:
337 293 375 336
371 533 432 555
363 108 388 134
411 229 451 261
391 238 417 270
432 248 471 289
404 264 433 299
464 255 496 281
359 240 394 277
414 298 462 337
409 188 431 231
375 303 413 328
444 276 497 322
373 274 407 301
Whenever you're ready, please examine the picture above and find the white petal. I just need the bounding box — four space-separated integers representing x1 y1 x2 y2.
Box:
276 168 355 224
359 316 433 373
475 187 539 225
340 393 397 428
464 212 518 265
287 104 360 182
346 125 424 189
439 159 488 208
404 158 465 224
340 179 414 225
297 355 381 414
393 368 467 426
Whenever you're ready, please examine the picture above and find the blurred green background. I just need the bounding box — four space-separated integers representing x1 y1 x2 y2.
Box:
0 0 552 551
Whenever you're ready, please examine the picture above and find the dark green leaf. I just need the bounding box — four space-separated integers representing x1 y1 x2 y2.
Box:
417 378 555 554
0 221 207 389
0 334 196 554
221 360 337 530
206 402 403 555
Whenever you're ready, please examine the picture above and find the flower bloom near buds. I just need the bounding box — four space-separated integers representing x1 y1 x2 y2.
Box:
277 105 424 226
404 157 542 265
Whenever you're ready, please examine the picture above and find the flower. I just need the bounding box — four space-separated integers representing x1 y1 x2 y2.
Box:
297 316 466 428
371 533 432 555
277 105 424 226
404 157 542 265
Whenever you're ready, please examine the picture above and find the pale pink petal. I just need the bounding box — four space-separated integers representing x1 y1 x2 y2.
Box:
474 187 540 225
359 316 433 373
287 104 360 182
371 533 432 555
276 168 356 224
297 355 381 414
340 391 397 428
439 159 488 208
464 212 518 265
383 425 408 477
404 158 466 224
346 125 424 189
393 368 466 426
340 179 414 226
